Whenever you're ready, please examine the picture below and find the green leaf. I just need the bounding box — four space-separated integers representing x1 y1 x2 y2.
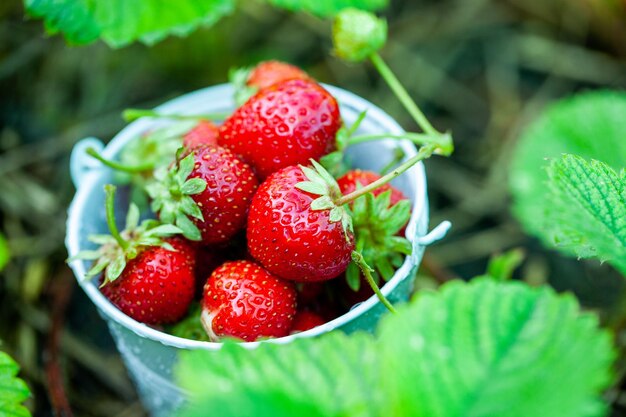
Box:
24 0 235 48
180 196 204 220
378 278 615 417
266 0 387 18
0 233 9 272
176 214 202 241
176 154 196 185
125 203 140 231
311 196 334 210
180 390 329 417
168 304 209 342
176 332 379 417
105 255 126 284
295 181 327 196
181 178 207 195
544 155 626 274
0 351 31 417
486 248 525 281
510 91 626 260
143 224 183 238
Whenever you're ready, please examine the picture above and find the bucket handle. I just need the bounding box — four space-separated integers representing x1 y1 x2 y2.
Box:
411 220 451 264
70 137 105 189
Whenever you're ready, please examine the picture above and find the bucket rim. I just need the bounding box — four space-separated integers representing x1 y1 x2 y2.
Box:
65 83 429 350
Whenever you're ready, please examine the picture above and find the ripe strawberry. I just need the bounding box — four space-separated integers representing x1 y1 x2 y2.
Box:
219 78 341 179
247 60 311 91
290 310 325 333
73 185 195 325
183 120 220 150
201 260 297 342
247 163 355 282
148 145 258 245
101 237 196 324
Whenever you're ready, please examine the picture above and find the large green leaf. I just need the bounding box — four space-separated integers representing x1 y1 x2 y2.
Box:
544 155 626 275
378 278 615 417
510 90 626 256
265 0 388 17
176 332 379 417
24 0 235 48
0 351 31 417
175 279 614 417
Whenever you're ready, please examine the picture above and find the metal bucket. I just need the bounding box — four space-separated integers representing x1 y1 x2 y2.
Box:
65 84 449 416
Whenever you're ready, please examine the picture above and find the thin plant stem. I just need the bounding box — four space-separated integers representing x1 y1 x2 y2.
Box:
123 108 230 122
104 185 128 251
86 148 154 173
348 132 446 148
336 145 436 206
352 251 397 314
369 52 439 136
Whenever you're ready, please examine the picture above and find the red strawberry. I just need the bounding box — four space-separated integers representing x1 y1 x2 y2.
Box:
201 260 297 342
183 120 220 150
220 78 341 179
290 310 326 333
247 60 311 91
74 185 195 325
337 169 407 207
101 237 196 324
247 164 355 282
148 145 259 245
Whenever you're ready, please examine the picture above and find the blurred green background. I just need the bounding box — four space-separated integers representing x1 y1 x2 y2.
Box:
2 0 626 415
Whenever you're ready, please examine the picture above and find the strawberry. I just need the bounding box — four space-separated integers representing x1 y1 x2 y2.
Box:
201 260 297 342
231 60 311 105
183 120 220 150
101 237 196 324
290 310 325 333
73 185 195 325
295 282 325 304
247 162 355 282
247 61 311 91
219 78 341 179
148 145 258 245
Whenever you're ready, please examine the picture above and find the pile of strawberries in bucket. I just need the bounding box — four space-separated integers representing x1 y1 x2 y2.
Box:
76 60 437 342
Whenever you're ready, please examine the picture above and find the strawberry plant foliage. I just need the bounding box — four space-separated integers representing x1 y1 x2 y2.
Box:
266 0 388 18
544 155 626 275
510 91 626 263
25 0 387 47
24 0 235 48
175 279 614 417
0 351 31 417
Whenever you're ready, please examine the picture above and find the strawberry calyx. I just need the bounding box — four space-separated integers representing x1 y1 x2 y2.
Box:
146 152 207 241
71 184 183 286
229 66 257 107
295 160 354 240
345 188 411 291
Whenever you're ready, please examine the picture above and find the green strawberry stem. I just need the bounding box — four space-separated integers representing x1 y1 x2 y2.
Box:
347 131 453 155
123 108 230 122
104 185 129 251
335 144 437 206
87 147 155 173
352 251 397 314
369 53 442 138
